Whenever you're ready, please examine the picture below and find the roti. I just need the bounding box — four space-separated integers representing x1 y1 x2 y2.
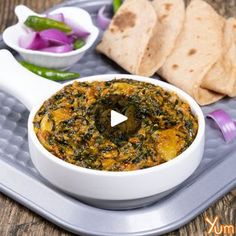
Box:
159 0 225 105
201 18 236 97
96 0 185 76
151 0 185 71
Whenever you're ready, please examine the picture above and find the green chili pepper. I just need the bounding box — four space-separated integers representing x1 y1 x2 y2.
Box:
113 0 122 13
73 39 85 50
24 16 72 33
20 61 80 81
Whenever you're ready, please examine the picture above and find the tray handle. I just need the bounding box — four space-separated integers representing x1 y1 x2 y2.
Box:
0 50 61 110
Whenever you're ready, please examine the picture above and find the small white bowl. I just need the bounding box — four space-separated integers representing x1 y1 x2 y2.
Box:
3 5 99 70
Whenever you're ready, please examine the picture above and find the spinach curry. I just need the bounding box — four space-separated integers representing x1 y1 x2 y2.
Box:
33 79 198 171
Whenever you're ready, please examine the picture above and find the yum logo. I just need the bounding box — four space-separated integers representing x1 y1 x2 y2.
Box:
205 216 235 235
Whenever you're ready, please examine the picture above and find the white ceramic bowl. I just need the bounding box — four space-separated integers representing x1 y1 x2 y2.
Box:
0 50 205 207
2 5 99 70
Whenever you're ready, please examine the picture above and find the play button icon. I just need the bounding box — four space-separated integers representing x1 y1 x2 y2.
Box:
111 110 128 127
93 94 142 146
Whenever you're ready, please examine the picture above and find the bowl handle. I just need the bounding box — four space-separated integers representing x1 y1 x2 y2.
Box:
0 50 61 110
15 5 39 23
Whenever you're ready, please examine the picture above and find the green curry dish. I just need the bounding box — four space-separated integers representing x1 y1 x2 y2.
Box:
33 79 198 171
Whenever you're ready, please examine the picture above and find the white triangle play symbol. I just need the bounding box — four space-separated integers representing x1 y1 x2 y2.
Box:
111 110 128 127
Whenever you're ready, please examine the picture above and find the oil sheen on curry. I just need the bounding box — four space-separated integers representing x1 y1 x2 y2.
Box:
33 79 198 171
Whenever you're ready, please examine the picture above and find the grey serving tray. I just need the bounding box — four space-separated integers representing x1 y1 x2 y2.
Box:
0 0 236 235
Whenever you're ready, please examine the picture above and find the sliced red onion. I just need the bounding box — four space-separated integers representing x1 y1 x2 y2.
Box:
39 29 70 45
39 44 73 53
46 13 65 22
207 109 236 142
97 6 111 30
19 32 48 50
65 18 90 38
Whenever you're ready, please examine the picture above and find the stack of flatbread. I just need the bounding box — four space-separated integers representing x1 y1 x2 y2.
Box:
96 0 236 105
